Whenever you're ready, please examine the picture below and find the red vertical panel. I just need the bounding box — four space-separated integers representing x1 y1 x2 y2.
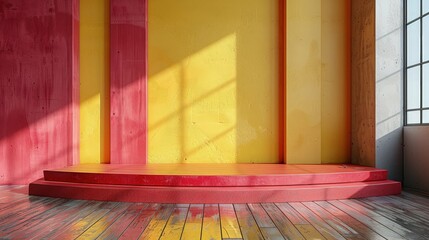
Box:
110 0 148 164
71 0 80 166
0 0 79 184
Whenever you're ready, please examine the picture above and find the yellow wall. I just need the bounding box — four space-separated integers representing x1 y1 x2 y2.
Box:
148 0 280 163
286 0 350 164
79 0 110 164
77 0 350 165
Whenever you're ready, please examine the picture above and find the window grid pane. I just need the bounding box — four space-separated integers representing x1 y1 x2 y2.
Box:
424 16 429 62
407 20 421 66
407 0 421 22
424 63 429 108
407 66 421 110
423 110 429 123
407 111 421 124
405 0 427 125
424 0 429 15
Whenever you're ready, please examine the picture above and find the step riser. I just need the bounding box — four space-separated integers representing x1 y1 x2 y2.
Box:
30 164 401 203
29 180 402 203
44 171 388 187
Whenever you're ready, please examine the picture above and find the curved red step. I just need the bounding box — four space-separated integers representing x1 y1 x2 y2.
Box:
29 179 401 203
43 164 388 187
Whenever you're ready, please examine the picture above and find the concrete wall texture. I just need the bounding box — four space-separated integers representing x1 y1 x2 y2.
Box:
375 0 403 181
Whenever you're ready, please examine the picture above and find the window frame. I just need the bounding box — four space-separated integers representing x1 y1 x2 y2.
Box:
404 0 429 125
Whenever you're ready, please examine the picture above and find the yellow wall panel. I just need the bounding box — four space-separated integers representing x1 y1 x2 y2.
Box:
321 0 351 163
287 0 322 164
80 0 110 164
148 0 280 163
286 0 350 164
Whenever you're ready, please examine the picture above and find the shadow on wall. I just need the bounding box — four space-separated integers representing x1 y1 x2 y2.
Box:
0 0 78 184
375 0 403 181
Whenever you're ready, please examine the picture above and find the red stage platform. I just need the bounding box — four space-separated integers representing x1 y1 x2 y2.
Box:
29 164 401 203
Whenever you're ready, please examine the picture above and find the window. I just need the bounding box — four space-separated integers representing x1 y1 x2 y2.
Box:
405 0 429 125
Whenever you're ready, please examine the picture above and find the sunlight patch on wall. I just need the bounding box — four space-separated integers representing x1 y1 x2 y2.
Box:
148 0 279 164
79 0 110 164
148 34 237 163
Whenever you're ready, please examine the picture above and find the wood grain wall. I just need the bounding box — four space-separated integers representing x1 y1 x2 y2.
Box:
351 0 376 166
0 0 79 184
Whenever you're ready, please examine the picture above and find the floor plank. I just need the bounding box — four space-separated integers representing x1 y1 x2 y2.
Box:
341 199 428 239
302 202 365 239
182 204 204 240
290 202 346 240
315 201 386 240
275 203 325 240
159 206 188 239
38 200 103 239
28 200 98 239
3 198 71 238
219 204 242 239
261 203 304 240
139 204 175 240
401 192 429 207
358 198 429 233
52 201 119 239
233 204 263 240
390 194 429 213
374 196 429 223
202 204 222 240
248 204 284 240
119 204 159 240
347 200 429 239
97 203 147 240
0 197 63 231
260 227 285 240
329 200 406 239
75 202 131 240
1 186 429 240
248 203 276 228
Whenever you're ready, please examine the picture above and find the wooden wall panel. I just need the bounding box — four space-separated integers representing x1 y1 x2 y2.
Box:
351 0 376 166
110 0 147 164
0 0 79 184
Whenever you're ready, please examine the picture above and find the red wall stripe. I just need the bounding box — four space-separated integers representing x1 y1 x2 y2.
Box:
72 0 80 166
110 0 148 164
0 0 80 184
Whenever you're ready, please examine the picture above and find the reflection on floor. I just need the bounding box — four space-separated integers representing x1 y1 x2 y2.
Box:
1 185 429 239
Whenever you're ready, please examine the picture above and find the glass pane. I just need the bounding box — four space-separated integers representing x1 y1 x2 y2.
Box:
424 64 429 107
408 20 421 66
408 0 421 22
424 16 429 62
408 66 421 109
424 0 429 15
424 110 429 123
408 111 421 124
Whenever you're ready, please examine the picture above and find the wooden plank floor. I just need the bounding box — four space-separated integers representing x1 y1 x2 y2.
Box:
1 186 429 239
